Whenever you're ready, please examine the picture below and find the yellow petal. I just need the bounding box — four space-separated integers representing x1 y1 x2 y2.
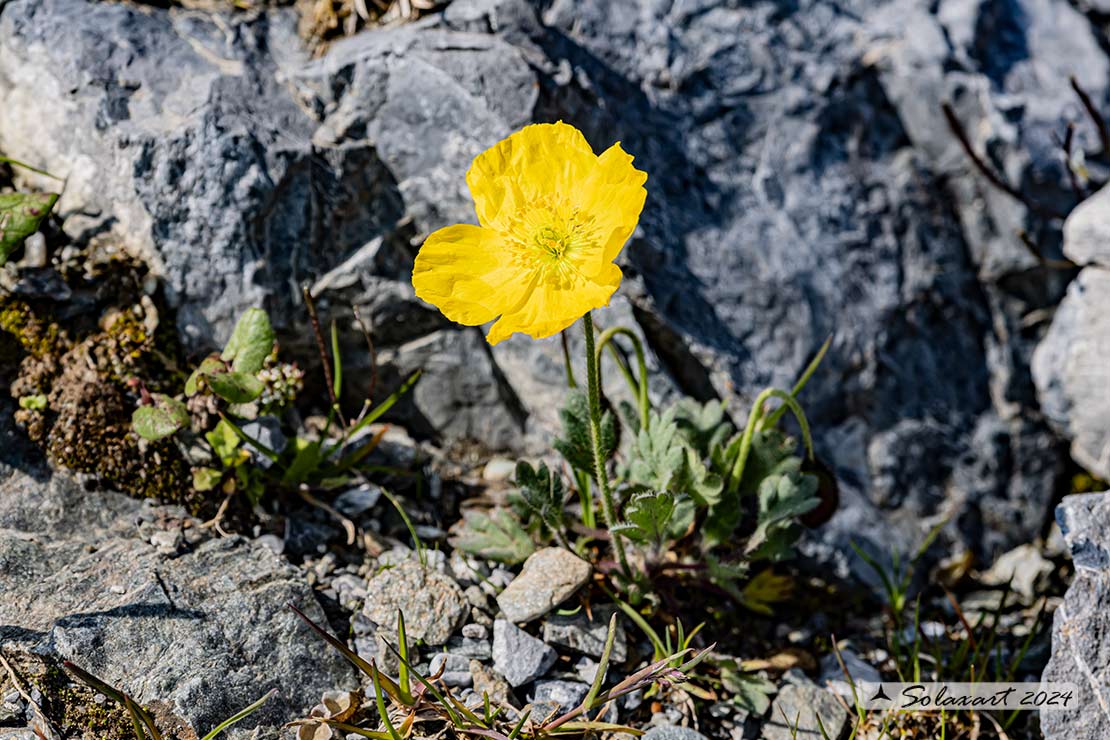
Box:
486 263 623 345
412 224 535 326
575 142 648 263
467 122 597 230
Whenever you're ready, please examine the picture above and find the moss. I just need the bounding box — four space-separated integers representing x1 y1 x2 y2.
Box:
0 297 65 360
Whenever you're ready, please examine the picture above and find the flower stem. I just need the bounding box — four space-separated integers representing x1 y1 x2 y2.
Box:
582 311 631 580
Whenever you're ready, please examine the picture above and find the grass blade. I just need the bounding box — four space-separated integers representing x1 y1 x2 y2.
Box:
288 604 403 701
199 689 276 740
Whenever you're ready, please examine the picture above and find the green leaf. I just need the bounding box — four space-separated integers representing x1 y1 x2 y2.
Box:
18 394 46 410
705 429 800 545
185 355 226 396
206 370 264 404
553 390 616 474
282 437 323 486
738 569 795 615
193 467 223 491
612 490 687 549
514 461 566 533
221 308 275 375
206 419 242 462
0 191 58 265
718 658 776 715
678 447 724 507
744 466 820 561
448 508 535 564
673 398 733 457
628 408 685 491
132 394 189 441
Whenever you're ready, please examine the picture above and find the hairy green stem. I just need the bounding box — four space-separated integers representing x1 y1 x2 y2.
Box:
595 326 651 431
582 311 631 579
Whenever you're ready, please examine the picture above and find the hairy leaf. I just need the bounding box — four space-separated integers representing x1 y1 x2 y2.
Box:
613 490 690 549
132 394 189 441
717 658 776 715
553 390 616 475
628 408 684 491
673 398 733 457
514 461 566 532
705 429 800 545
448 508 535 565
0 191 58 265
221 308 275 375
744 465 820 561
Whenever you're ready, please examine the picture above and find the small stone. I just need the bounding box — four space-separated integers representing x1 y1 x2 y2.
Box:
470 659 515 707
492 619 557 687
543 606 626 662
643 726 709 740
496 548 592 623
819 646 880 699
239 417 286 470
462 623 488 640
573 656 599 684
430 654 473 687
445 634 493 660
483 457 517 482
761 673 847 740
334 484 383 517
149 530 183 555
530 679 589 716
256 534 284 555
363 561 468 646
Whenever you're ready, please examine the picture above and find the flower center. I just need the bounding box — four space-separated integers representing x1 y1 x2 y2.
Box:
503 196 600 279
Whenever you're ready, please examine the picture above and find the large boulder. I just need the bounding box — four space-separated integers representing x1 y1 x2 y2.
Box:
0 0 1101 561
0 453 357 733
1041 493 1110 740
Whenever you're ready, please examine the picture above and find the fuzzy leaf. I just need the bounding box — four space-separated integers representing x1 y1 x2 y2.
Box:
613 490 689 549
206 370 264 404
628 408 685 491
0 191 58 265
132 394 189 441
449 508 535 564
673 398 733 457
514 461 566 532
221 308 275 375
705 429 800 545
185 355 226 396
553 390 616 474
744 466 820 561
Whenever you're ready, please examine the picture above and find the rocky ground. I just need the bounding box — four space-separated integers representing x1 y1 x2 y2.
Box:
3 0 1110 738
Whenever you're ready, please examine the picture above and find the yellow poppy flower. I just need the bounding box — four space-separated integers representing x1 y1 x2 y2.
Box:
412 122 648 345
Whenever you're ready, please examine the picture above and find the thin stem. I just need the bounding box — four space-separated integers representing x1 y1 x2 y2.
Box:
582 311 631 580
595 326 651 431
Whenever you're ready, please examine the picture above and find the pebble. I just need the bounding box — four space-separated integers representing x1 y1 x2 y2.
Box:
643 726 709 740
149 529 183 555
470 659 515 708
429 653 473 687
496 548 592 623
492 619 557 687
819 646 881 698
543 606 627 661
462 623 488 640
530 679 590 716
761 671 847 740
483 457 517 482
256 534 285 555
362 561 468 646
334 484 383 517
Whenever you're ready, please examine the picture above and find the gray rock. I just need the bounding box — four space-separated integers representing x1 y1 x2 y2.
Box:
0 0 1092 564
761 674 848 740
334 484 383 517
470 659 515 708
429 653 473 687
1033 268 1110 479
529 680 590 716
819 647 881 699
1042 493 1110 739
1062 183 1110 267
0 465 356 733
980 543 1054 601
642 726 709 740
542 606 627 662
363 560 468 646
497 548 592 624
492 619 556 688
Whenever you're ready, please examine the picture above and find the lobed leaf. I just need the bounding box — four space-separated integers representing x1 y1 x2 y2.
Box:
448 508 535 564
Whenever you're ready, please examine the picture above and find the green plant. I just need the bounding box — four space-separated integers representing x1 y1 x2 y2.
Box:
0 155 61 265
130 304 420 517
290 604 711 740
453 328 829 607
62 661 273 740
